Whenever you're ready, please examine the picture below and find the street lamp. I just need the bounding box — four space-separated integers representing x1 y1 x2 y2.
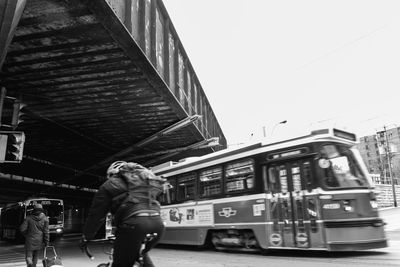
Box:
263 120 288 137
271 120 288 135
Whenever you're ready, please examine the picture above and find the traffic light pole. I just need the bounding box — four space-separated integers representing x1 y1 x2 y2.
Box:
0 87 6 127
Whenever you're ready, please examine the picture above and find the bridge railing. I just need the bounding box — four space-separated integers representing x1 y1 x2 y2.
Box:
104 0 226 148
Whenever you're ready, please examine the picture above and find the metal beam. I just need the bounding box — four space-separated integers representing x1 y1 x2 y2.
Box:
0 172 97 192
53 115 201 186
144 137 220 166
0 0 27 68
24 108 116 151
84 114 201 169
23 155 104 180
127 137 220 161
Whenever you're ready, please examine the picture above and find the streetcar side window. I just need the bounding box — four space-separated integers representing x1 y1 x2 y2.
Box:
291 163 302 192
282 199 292 230
177 173 197 201
225 159 255 193
199 167 222 197
303 161 313 192
307 198 318 233
262 165 268 192
267 166 280 194
278 165 288 194
295 199 305 230
270 201 280 231
159 178 176 205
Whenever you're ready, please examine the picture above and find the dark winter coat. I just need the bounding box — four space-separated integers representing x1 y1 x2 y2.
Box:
19 209 49 250
83 170 164 240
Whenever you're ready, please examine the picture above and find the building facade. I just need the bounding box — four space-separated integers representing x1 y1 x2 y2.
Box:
357 127 400 207
357 127 400 185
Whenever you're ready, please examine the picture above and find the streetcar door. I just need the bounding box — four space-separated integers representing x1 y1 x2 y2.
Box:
267 159 312 248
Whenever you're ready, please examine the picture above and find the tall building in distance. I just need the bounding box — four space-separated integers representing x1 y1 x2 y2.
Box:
357 126 400 185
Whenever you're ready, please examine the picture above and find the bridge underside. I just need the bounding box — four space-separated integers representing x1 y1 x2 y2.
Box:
0 0 226 204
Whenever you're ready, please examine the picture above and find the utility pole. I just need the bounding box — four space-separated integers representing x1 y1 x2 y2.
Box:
383 125 397 207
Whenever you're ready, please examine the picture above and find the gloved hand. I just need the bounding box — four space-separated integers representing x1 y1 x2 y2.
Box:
79 235 88 252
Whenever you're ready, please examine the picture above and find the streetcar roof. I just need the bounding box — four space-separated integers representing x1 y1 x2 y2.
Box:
24 198 63 204
3 198 63 208
152 128 357 176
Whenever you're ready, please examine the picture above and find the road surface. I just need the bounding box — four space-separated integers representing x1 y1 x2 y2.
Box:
1 207 399 267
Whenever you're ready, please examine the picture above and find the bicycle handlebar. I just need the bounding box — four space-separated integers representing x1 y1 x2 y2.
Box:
81 237 115 260
81 234 157 264
81 242 95 260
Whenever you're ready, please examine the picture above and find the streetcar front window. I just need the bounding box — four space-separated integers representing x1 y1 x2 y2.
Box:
318 144 371 189
27 200 64 224
44 204 63 224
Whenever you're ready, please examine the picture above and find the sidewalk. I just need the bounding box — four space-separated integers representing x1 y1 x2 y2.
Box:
379 206 400 231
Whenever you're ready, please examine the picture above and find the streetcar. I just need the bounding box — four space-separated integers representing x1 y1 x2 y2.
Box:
0 198 64 241
152 128 387 251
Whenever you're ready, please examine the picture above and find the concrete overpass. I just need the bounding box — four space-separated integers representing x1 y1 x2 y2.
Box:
0 0 226 205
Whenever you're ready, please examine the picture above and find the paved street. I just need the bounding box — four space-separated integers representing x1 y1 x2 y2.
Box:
1 207 399 267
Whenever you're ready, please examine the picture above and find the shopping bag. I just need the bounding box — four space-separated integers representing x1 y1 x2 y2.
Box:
42 246 63 267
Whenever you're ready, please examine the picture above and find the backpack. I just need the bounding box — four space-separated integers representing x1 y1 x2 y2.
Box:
112 164 167 223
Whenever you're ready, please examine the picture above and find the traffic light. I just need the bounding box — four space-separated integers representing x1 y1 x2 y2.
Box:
0 91 25 130
10 99 25 130
0 131 25 163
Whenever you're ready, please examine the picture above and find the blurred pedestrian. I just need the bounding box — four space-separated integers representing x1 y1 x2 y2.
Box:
20 203 49 267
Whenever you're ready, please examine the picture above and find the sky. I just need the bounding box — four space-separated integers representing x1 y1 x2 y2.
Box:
162 0 400 146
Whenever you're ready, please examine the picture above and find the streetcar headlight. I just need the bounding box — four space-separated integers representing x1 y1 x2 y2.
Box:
56 228 62 233
343 201 353 212
370 200 378 209
344 206 353 212
372 221 384 227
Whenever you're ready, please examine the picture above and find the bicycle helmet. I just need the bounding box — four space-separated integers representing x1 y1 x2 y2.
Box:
106 161 127 179
119 162 145 173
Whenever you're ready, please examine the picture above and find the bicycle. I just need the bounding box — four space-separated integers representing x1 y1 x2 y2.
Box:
81 233 158 267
